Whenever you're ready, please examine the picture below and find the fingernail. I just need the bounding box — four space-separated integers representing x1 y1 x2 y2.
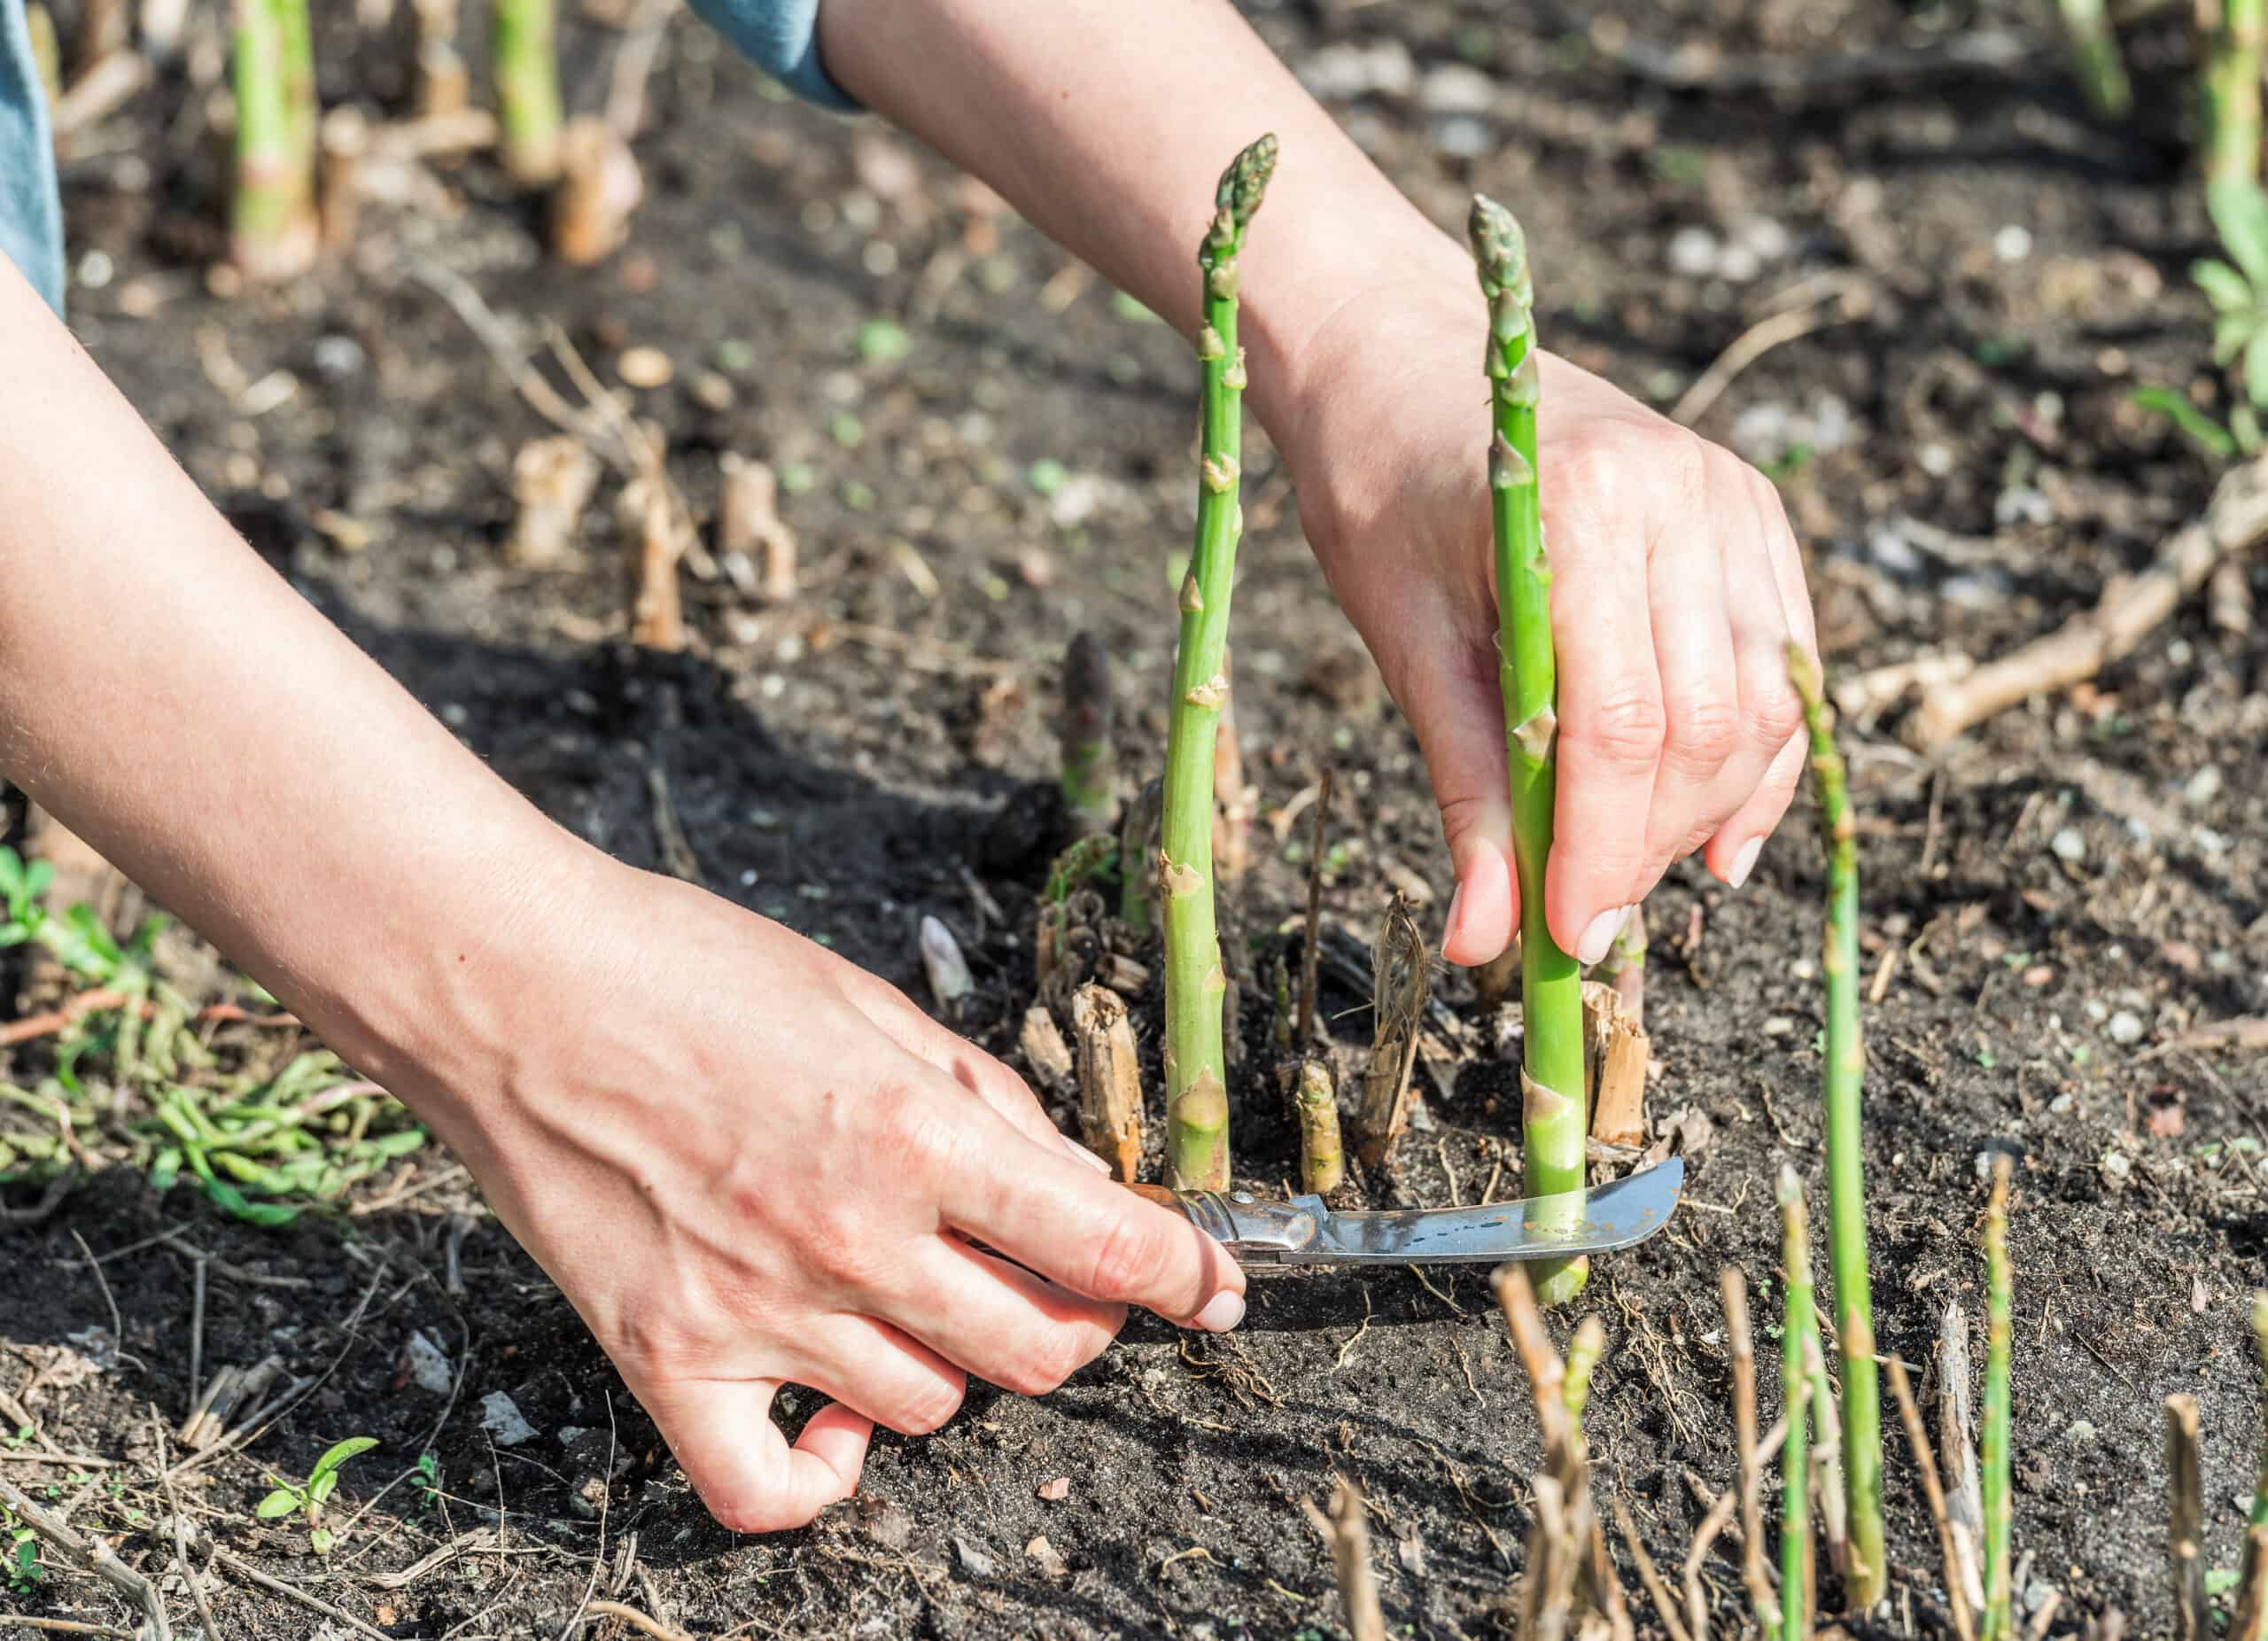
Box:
1444 882 1465 942
1194 1290 1246 1333
1728 836 1764 890
1577 906 1629 967
1060 1134 1114 1174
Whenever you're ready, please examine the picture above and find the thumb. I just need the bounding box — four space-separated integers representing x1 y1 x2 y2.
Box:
1404 644 1521 968
638 1375 871 1535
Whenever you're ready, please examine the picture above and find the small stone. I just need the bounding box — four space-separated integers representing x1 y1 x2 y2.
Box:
2022 965 2054 987
1918 441 1955 477
1975 1151 1995 1180
312 335 366 381
1763 1015 1795 1038
1667 226 1720 278
477 1391 536 1447
2108 1010 2145 1046
2050 827 2086 865
953 1536 998 1578
1432 115 1491 159
617 346 674 389
1993 224 2033 262
689 370 735 411
1737 216 1791 261
403 1329 454 1395
1868 528 1922 577
1716 243 1762 284
75 249 113 290
2100 1149 2132 1186
1037 1475 1070 1501
1026 1535 1068 1578
2184 765 2225 809
2066 1419 2096 1443
1418 62 1495 114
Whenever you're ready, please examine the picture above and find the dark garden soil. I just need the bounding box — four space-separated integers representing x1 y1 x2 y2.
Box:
8 0 2268 1635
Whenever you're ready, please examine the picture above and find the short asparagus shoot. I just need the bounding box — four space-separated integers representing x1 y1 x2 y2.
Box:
494 0 564 186
1789 646 1885 1606
1470 194 1586 1306
1160 134 1276 1190
1981 1153 2014 1641
232 0 320 280
1060 632 1118 832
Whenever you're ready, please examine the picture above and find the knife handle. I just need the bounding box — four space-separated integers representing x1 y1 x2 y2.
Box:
1122 1183 1317 1257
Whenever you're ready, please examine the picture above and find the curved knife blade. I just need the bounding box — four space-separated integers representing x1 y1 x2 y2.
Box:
1133 1157 1683 1267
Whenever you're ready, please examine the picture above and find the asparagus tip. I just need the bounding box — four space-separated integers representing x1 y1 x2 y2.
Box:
1214 133 1280 230
1467 194 1530 298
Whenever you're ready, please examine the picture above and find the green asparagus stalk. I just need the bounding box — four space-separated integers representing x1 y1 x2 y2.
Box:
1470 195 1587 1308
1779 1167 1815 1641
1563 1314 1604 1441
1060 631 1118 832
495 0 563 186
277 0 315 167
232 0 319 280
1160 134 1275 1190
2053 0 2132 119
2207 0 2265 190
1788 646 1885 1606
1980 1153 2014 1641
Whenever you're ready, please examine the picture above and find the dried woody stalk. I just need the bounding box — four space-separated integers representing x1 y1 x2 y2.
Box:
1354 894 1427 1170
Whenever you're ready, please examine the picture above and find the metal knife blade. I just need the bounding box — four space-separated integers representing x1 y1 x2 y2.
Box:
1131 1156 1683 1268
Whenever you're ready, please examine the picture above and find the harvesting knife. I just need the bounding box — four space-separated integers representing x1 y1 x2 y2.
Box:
1129 1156 1683 1270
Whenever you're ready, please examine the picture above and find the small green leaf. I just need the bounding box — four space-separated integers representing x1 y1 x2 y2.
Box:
2130 386 2240 459
309 1436 378 1483
2194 258 2256 314
2211 179 2268 290
256 1489 301 1520
20 859 50 906
2234 401 2264 455
311 1470 338 1505
2216 311 2257 367
855 317 913 365
309 1526 335 1555
2208 1567 2242 1597
2244 331 2268 412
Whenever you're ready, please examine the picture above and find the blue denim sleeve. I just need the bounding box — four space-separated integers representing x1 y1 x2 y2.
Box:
0 0 66 315
685 0 862 112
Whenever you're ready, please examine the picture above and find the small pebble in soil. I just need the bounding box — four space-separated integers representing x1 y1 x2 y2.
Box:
2186 765 2225 808
1418 62 1495 114
1994 224 2033 261
403 1328 454 1394
312 335 365 381
478 1390 536 1446
1918 440 1955 476
954 1536 998 1578
2067 1419 2096 1443
1037 1475 1069 1501
617 346 674 389
1432 115 1491 159
2050 827 2086 865
1763 1015 1794 1037
2100 1149 2132 1186
2108 1010 2145 1046
1667 226 1719 278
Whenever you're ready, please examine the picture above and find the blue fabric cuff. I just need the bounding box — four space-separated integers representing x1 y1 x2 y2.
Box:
0 0 66 316
687 0 863 113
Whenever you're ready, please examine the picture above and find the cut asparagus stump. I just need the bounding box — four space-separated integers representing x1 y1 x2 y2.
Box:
1790 646 1886 1606
1470 194 1587 1305
1161 134 1276 1190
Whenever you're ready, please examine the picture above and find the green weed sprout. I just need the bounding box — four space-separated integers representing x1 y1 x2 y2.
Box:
2140 182 2268 457
1470 194 1585 1306
257 1435 377 1554
1161 134 1276 1189
1788 649 1885 1608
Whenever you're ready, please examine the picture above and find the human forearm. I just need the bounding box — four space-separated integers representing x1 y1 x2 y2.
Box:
0 261 584 1132
815 0 1466 445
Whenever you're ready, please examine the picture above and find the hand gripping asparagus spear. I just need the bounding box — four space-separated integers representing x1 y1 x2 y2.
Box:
1161 135 1276 1190
1470 196 1587 1306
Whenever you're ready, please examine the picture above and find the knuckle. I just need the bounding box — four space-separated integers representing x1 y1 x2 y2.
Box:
1081 1211 1169 1303
1435 793 1497 854
892 1375 967 1435
1570 682 1666 773
999 1334 1088 1398
1747 679 1807 748
1662 694 1741 774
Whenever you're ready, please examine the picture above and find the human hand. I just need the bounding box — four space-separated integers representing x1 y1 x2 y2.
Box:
392 856 1246 1533
1267 255 1818 969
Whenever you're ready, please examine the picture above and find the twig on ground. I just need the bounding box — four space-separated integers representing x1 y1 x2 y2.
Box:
0 1618 135 1636
212 1547 388 1640
0 1476 171 1639
1613 1497 1695 1641
1888 1356 1977 1641
1938 1299 1987 1612
1672 278 1871 427
1297 768 1332 1046
2169 1395 2208 1641
1300 1476 1386 1641
1910 455 2268 750
1720 1268 1780 1633
152 1417 221 1641
1682 1486 1738 1641
68 1229 138 1374
579 1600 693 1641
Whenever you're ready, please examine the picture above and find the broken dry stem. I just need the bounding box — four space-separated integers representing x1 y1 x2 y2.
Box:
1296 767 1332 1046
1161 133 1275 1188
1887 1355 1977 1641
1354 894 1427 1170
2169 1393 2208 1641
1789 646 1884 1606
1472 192 1585 1306
1722 1266 1782 1635
1982 1154 2015 1640
1301 1477 1386 1641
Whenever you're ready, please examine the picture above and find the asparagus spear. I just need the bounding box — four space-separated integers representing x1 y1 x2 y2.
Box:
1060 631 1118 832
495 0 564 186
1980 1153 2014 1641
1470 194 1586 1306
1294 1058 1344 1195
1779 1167 1815 1641
2207 0 2265 191
1789 646 1885 1606
2052 0 2131 120
1160 134 1276 1190
232 0 319 280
